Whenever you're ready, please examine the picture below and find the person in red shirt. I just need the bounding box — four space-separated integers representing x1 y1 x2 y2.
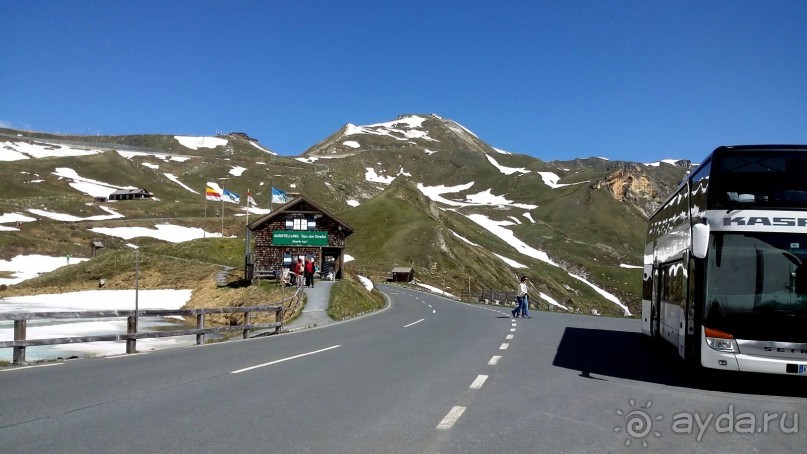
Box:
304 257 315 288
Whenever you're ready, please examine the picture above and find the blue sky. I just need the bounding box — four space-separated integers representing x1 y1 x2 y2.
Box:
1 1 805 163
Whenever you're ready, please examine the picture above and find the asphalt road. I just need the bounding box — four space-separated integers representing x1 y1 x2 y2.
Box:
1 284 805 453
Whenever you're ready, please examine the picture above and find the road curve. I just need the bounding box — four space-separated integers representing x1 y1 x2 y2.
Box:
1 284 805 453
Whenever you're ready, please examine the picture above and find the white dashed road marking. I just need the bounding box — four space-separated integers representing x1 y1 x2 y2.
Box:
231 345 341 374
436 406 466 430
470 375 488 389
404 319 425 328
499 343 509 350
506 334 514 340
488 355 501 365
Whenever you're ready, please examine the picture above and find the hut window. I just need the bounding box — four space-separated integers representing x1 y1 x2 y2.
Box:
307 219 317 230
289 217 307 230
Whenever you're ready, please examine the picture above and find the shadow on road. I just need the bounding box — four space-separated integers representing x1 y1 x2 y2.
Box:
552 327 807 398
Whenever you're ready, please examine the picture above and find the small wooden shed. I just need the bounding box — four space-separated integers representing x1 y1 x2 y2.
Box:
391 267 415 282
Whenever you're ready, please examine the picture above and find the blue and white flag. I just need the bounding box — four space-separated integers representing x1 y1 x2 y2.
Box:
222 188 240 204
272 187 288 204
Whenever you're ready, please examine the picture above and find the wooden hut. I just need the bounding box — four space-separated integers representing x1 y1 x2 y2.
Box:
390 267 415 282
246 195 353 281
108 189 153 201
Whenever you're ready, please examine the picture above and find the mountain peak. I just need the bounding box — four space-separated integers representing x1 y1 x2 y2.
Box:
302 113 494 158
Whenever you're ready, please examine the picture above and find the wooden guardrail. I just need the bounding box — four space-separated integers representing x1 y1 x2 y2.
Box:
0 289 303 365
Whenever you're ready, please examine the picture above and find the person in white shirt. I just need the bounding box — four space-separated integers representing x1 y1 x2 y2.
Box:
512 275 531 318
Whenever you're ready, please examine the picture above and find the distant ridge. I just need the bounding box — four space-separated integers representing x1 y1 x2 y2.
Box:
0 115 689 316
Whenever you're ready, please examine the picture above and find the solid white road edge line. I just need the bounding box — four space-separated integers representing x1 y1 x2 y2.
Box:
436 406 467 430
1 363 63 372
470 375 488 389
231 345 341 374
105 353 147 359
488 355 501 365
404 318 425 328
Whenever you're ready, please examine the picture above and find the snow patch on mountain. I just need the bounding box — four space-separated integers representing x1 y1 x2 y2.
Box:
248 140 277 155
0 213 37 224
486 154 530 175
164 173 198 194
29 206 124 222
465 212 629 315
537 171 588 189
494 253 526 268
90 224 224 242
1 141 103 160
0 254 90 286
53 167 136 198
643 159 683 167
450 230 480 247
466 214 557 266
117 150 193 162
365 167 411 185
174 136 228 150
417 182 476 206
539 292 569 311
344 115 438 142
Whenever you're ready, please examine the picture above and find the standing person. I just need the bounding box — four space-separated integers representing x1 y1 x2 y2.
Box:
304 257 315 288
295 257 305 288
519 276 531 318
320 257 332 281
330 257 340 280
512 276 523 318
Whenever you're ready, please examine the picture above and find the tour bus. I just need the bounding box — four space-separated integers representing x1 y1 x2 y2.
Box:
642 145 807 376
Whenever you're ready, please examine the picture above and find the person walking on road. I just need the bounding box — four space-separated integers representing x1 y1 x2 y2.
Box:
512 276 531 318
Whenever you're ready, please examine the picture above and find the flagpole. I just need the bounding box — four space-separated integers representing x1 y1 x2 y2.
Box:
221 185 224 237
246 188 250 226
270 177 273 212
203 191 208 239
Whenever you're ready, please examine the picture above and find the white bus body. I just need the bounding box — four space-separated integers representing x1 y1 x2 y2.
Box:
643 145 807 376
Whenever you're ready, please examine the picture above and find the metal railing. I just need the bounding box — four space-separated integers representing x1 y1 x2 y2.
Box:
0 289 304 365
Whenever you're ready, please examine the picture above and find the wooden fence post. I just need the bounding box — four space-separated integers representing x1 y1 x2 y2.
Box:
126 316 137 354
275 307 282 334
242 311 251 339
13 319 26 365
196 314 205 345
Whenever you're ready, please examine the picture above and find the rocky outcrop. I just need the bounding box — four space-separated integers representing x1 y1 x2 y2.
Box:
591 164 662 216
